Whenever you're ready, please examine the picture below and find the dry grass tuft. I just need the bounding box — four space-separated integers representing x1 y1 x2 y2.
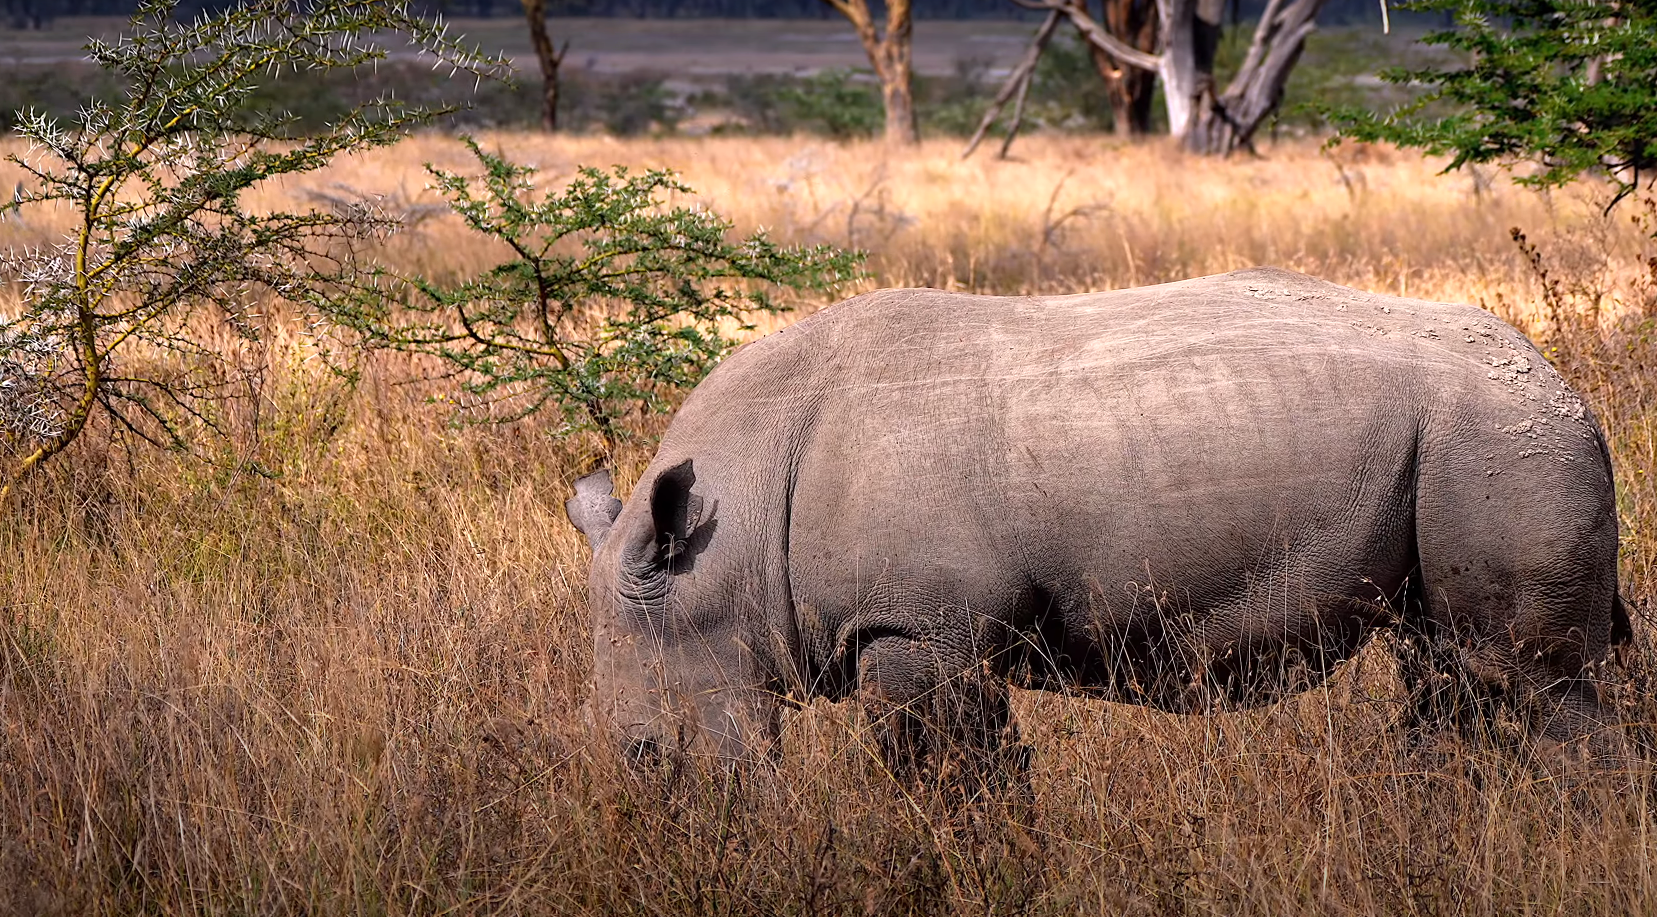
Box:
3 134 1657 915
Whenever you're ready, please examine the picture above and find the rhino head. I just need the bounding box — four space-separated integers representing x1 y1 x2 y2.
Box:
567 461 781 765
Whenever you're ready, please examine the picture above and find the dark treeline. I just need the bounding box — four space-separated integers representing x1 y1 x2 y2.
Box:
2 0 1401 27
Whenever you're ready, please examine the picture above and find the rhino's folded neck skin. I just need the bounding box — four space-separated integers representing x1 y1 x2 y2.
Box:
618 556 670 610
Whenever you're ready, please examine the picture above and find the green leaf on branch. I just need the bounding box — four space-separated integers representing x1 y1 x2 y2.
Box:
1326 0 1657 202
332 138 864 449
0 0 508 506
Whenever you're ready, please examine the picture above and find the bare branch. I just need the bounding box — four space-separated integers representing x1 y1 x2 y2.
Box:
1014 0 1162 71
962 10 1061 160
999 66 1036 160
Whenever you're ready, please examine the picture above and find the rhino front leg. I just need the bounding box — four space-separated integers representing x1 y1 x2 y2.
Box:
856 633 1029 795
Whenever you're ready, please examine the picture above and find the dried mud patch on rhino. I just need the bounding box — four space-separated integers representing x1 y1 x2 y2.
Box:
1550 387 1589 421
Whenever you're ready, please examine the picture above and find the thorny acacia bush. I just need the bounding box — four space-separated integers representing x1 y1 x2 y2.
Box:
2 136 1657 914
1330 0 1657 203
330 138 861 450
0 0 505 505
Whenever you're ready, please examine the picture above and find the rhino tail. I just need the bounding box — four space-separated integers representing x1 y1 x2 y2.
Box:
1611 591 1635 647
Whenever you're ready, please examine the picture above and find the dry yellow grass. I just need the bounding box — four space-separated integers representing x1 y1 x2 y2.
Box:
3 134 1656 915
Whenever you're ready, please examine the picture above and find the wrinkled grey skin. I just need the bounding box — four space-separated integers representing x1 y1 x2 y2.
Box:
569 268 1628 771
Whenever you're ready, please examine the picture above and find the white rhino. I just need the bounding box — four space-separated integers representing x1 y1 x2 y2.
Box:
567 268 1628 773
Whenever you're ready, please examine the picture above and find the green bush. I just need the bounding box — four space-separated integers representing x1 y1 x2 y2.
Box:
1330 0 1657 198
328 139 863 449
710 69 883 139
777 69 885 139
0 0 503 506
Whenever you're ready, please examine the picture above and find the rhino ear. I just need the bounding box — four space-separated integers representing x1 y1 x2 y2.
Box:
648 459 703 560
615 459 714 604
566 469 623 551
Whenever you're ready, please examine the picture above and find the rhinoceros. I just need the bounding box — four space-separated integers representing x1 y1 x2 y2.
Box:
566 267 1629 772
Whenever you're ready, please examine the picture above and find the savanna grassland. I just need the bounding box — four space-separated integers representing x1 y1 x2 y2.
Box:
3 133 1657 915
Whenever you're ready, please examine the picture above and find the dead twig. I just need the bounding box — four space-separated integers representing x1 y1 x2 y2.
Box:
1037 171 1113 260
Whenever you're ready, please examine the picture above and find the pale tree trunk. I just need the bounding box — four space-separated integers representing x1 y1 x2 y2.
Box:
1154 0 1224 139
1155 0 1195 138
522 0 568 132
822 0 919 145
1184 0 1327 154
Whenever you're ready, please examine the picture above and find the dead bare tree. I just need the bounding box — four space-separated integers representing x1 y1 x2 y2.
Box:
1183 0 1325 154
964 0 1158 155
967 0 1162 158
522 0 569 131
1033 0 1162 72
981 0 1327 156
821 0 918 145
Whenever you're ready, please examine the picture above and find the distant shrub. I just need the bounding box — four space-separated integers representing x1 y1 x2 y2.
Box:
779 69 884 139
0 58 696 137
0 63 124 133
916 57 996 137
587 74 684 136
710 69 884 139
1027 35 1117 133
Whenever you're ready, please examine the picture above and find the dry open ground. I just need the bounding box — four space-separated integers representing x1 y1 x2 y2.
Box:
3 134 1657 915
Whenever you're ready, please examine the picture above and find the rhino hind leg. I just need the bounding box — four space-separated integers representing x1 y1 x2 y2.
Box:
1408 459 1622 759
1394 626 1510 751
1394 628 1634 788
1396 589 1622 761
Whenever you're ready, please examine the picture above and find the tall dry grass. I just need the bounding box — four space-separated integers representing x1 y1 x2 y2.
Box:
2 134 1656 915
